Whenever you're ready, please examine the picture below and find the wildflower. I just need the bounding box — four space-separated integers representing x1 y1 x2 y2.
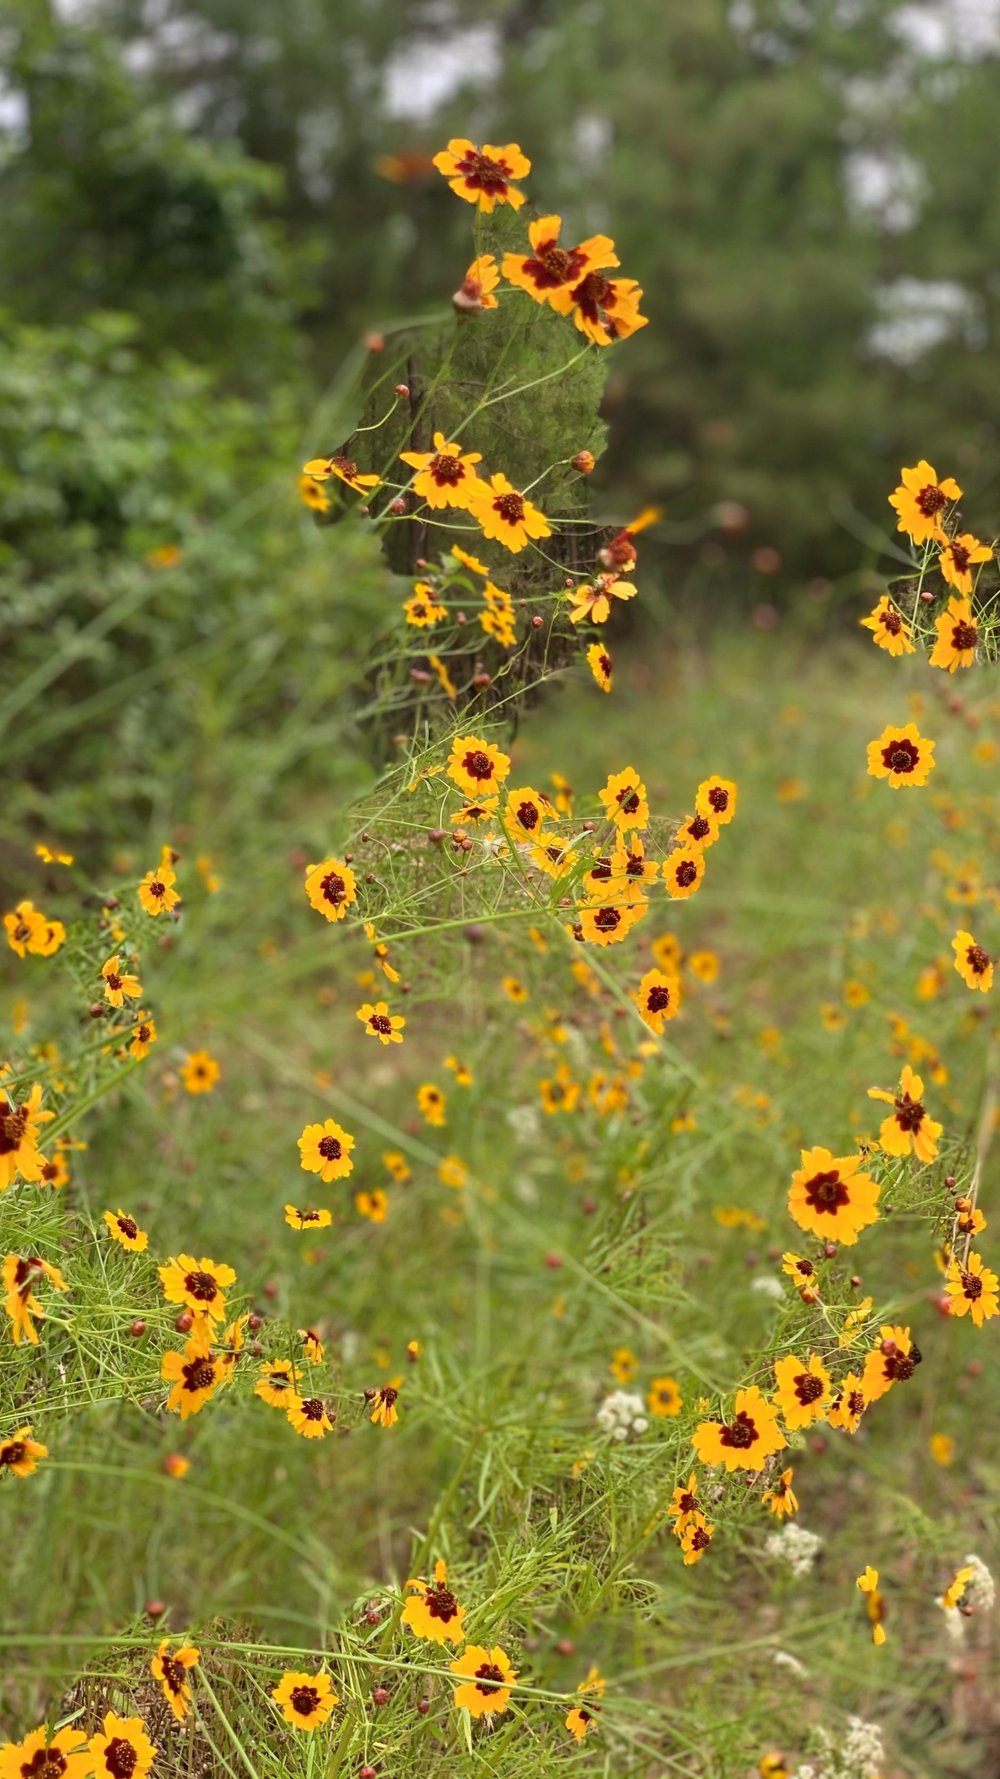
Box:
860 595 914 656
668 1472 702 1528
298 1118 355 1183
539 1066 581 1113
503 214 618 306
2 1254 69 1345
35 841 74 865
356 1000 405 1045
567 575 637 625
787 1146 880 1245
839 1296 874 1348
0 1727 90 1779
951 929 993 991
663 849 705 900
764 1522 822 1576
938 534 992 597
577 902 646 945
857 1567 887 1645
929 591 981 669
762 1467 798 1518
158 1254 236 1322
597 507 661 574
611 1346 637 1383
679 1513 714 1564
564 1666 605 1739
647 1376 682 1417
399 433 483 509
383 1150 411 1183
456 253 499 310
181 1050 220 1093
138 864 180 917
504 785 549 839
301 454 379 495
438 1155 467 1189
599 767 649 832
688 949 720 982
609 834 658 898
287 1396 334 1439
284 1204 332 1231
404 587 446 626
450 1645 517 1717
299 472 329 511
370 1381 401 1427
151 1640 199 1721
691 1386 786 1473
552 266 648 347
447 733 511 798
587 641 613 691
861 1325 919 1403
929 1431 955 1466
758 1754 790 1779
0 1424 48 1478
866 722 935 787
432 138 530 211
945 1250 999 1327
772 1353 833 1430
0 1083 54 1188
103 1208 148 1252
417 1083 446 1127
888 460 960 543
402 1558 466 1644
595 1389 648 1440
255 1360 299 1407
781 1252 816 1291
90 1715 158 1779
355 1188 388 1221
4 901 61 958
271 1670 338 1730
129 1016 157 1058
867 1063 941 1161
633 968 682 1032
696 776 737 825
304 856 357 922
162 1329 221 1418
468 472 551 553
101 952 141 1008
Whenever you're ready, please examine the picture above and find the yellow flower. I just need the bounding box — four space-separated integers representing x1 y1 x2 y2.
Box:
929 1432 955 1466
856 1566 887 1644
151 1640 200 1722
138 864 180 917
576 901 647 945
159 1253 236 1322
952 928 993 991
587 640 613 691
447 733 511 798
550 266 648 347
356 1000 406 1044
663 848 705 900
298 1118 355 1182
772 1353 833 1430
403 586 447 626
599 767 649 832
161 1329 221 1419
945 1250 999 1327
129 1016 157 1058
432 139 530 211
101 952 142 1009
762 1467 798 1518
304 857 357 921
87 1715 157 1779
937 533 992 596
0 1424 49 1478
860 594 915 655
4 901 65 958
298 472 330 512
438 1155 467 1189
633 968 681 1032
287 1396 334 1439
301 453 379 495
787 1146 880 1246
181 1049 221 1093
369 1379 401 1427
355 1187 388 1222
284 1204 332 1230
647 1376 682 1417
383 1150 411 1183
450 1644 517 1717
867 1063 941 1162
417 1082 446 1127
888 459 960 543
103 1208 148 1252
929 593 981 669
503 214 619 306
691 1386 787 1473
271 1670 338 1730
456 253 499 310
564 1666 605 1739
468 472 551 553
695 775 737 825
611 1345 637 1383
399 432 483 509
567 575 636 625
402 1558 466 1644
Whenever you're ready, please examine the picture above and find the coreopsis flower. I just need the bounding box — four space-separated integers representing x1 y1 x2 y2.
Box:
181 1050 220 1093
599 767 649 832
469 472 551 553
647 1376 682 1417
668 1473 702 1529
432 138 529 211
35 841 74 865
867 1063 941 1161
860 595 915 656
355 1188 388 1221
676 809 721 852
945 1251 999 1327
551 267 648 346
938 533 992 596
217 1315 246 1386
0 1083 53 1188
450 1645 517 1717
271 1670 338 1730
151 1640 200 1721
762 1467 798 1518
402 1558 466 1644
162 1330 221 1418
781 1252 816 1290
129 1016 157 1059
787 1146 880 1245
857 1567 887 1645
103 1208 148 1252
565 1667 605 1739
287 1396 334 1439
159 1254 236 1322
450 543 490 576
399 433 483 510
89 1715 157 1779
577 902 647 946
304 856 357 922
610 835 659 898
255 1360 299 1407
695 776 737 826
633 969 682 1033
929 593 981 670
503 786 549 841
403 587 447 627
866 722 935 787
952 929 993 991
888 460 960 543
597 506 661 574
663 849 705 900
417 1082 446 1126
4 901 61 958
503 214 618 306
438 1155 468 1189
0 1727 90 1779
101 952 142 1009
533 837 580 880
827 1372 869 1434
539 1065 581 1114
429 648 460 690
383 1150 412 1183
447 733 511 798
2 1254 68 1345
301 453 379 495
773 1353 833 1430
356 1000 406 1045
942 1563 976 1610
299 472 330 512
369 1381 401 1427
455 253 499 310
284 1204 332 1231
568 575 637 625
0 1424 48 1478
688 949 720 983
298 1118 355 1182
691 1386 787 1473
861 1325 919 1403
587 641 613 691
138 864 180 917
679 1513 714 1564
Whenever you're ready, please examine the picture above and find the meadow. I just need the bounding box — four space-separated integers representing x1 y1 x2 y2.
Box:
3 110 1000 1779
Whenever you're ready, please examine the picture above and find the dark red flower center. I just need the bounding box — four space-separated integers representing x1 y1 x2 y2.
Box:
885 1351 915 1381
594 907 621 933
369 1013 393 1036
803 1169 849 1214
474 1662 507 1693
720 1410 758 1450
686 814 712 841
462 749 495 781
185 1269 219 1302
290 1684 320 1716
707 786 730 814
103 1739 137 1779
430 453 464 485
0 1103 29 1155
689 1525 711 1551
378 1386 398 1409
647 985 673 1012
331 455 358 479
148 880 165 899
967 944 991 975
183 1356 217 1393
893 1092 925 1132
916 482 947 517
674 860 698 888
117 1215 138 1239
160 1655 187 1695
321 870 346 906
494 491 526 525
516 800 541 830
572 270 614 320
426 1582 459 1620
318 1135 342 1160
951 619 977 650
882 608 902 635
136 1025 151 1043
677 1490 698 1515
962 1271 983 1300
616 786 640 814
455 149 511 192
524 239 587 289
884 738 919 773
105 973 123 991
948 542 971 572
301 1397 326 1420
2 1441 27 1468
794 1372 824 1405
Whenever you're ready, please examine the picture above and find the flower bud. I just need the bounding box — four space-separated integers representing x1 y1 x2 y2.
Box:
571 450 595 474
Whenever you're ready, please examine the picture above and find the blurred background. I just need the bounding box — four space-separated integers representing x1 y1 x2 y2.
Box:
2 0 999 853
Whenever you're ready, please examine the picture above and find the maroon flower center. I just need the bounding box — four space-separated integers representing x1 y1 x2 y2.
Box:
803 1169 849 1214
616 786 640 814
885 1351 914 1381
720 1410 758 1450
967 944 991 975
675 860 698 888
0 1104 29 1155
426 1582 459 1620
689 1525 711 1551
677 1490 698 1515
430 453 464 486
951 619 977 650
847 1389 866 1417
916 483 947 517
687 814 712 841
455 149 510 192
290 1684 320 1716
148 880 165 899
321 870 346 905
962 1272 983 1300
379 1386 398 1408
647 985 673 1012
474 1662 506 1693
794 1373 824 1405
525 240 586 289
136 1025 151 1043
882 608 902 635
301 1397 326 1420
494 491 526 525
893 1092 925 1132
369 1013 393 1036
331 455 358 479
105 973 123 991
117 1215 138 1239
589 859 613 882
594 907 621 933
160 1655 187 1695
103 1740 136 1779
318 1135 342 1160
948 542 971 572
13 921 31 942
462 749 495 781
572 270 614 320
884 738 919 773
515 800 540 830
2 1441 27 1468
707 786 730 814
22 1746 68 1779
597 652 611 675
184 1269 219 1302
183 1356 217 1393
794 1258 814 1276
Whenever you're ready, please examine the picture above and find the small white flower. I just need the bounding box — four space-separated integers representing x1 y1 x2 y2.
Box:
764 1521 822 1577
750 1274 784 1300
772 1648 808 1677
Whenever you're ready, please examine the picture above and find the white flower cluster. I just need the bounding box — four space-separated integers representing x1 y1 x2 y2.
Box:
595 1389 648 1441
750 1274 785 1300
795 1716 884 1779
938 1552 996 1646
764 1521 822 1577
